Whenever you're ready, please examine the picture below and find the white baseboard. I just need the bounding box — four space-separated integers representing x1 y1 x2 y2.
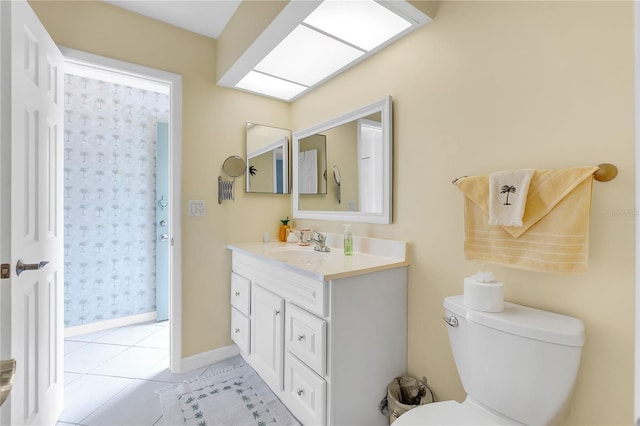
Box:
64 312 157 338
178 344 240 373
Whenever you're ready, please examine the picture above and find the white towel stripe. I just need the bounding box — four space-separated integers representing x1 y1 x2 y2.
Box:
467 240 586 256
465 249 587 265
468 230 586 239
467 235 586 248
466 241 586 257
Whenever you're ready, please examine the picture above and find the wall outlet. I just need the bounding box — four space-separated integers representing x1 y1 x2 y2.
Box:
188 200 206 217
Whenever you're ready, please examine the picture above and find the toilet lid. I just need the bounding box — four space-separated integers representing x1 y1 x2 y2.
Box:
393 400 509 425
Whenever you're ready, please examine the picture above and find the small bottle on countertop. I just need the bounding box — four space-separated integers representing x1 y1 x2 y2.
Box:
343 224 353 256
278 217 291 242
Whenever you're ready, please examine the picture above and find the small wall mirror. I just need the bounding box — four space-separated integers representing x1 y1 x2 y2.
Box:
245 123 291 194
223 155 246 178
292 96 392 224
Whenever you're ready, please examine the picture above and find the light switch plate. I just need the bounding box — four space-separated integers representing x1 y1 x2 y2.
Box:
188 200 206 217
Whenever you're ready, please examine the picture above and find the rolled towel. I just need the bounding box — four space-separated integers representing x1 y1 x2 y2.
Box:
488 169 534 227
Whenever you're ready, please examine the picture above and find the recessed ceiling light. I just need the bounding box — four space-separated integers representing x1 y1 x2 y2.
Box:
235 71 307 101
253 24 364 87
303 0 412 51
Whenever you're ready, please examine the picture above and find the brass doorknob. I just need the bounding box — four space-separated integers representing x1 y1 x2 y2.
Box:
0 359 16 407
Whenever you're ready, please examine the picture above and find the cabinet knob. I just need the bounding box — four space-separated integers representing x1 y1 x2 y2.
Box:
297 334 305 342
274 309 280 316
234 328 240 334
234 291 240 296
296 388 304 396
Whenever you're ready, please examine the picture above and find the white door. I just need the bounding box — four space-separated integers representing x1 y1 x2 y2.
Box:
0 1 64 424
250 285 284 392
358 119 383 213
299 149 318 195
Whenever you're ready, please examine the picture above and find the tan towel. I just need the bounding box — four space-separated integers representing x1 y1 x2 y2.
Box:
489 169 535 227
455 167 598 273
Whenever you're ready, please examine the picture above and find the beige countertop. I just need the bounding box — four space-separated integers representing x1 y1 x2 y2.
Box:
227 236 409 281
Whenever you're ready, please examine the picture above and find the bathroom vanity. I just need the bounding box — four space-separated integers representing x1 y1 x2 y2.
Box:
227 236 408 425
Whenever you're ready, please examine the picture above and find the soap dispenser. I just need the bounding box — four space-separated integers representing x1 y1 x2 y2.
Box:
343 224 353 256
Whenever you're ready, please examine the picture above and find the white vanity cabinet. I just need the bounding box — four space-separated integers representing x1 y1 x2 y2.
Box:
228 240 408 426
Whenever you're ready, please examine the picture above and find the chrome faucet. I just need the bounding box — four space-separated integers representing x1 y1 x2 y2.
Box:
308 231 330 252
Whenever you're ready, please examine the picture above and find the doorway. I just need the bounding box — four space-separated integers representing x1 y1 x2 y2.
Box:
61 47 183 372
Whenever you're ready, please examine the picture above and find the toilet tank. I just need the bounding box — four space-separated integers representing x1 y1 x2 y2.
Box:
444 296 585 426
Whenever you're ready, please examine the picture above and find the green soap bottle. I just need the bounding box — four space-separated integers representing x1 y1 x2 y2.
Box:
343 224 353 256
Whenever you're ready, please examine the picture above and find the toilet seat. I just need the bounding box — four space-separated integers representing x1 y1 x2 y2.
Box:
392 400 512 425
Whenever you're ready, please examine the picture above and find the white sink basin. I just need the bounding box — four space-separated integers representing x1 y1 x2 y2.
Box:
269 247 329 267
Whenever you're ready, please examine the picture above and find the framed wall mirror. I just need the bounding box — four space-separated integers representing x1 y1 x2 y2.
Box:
246 123 291 194
292 96 392 224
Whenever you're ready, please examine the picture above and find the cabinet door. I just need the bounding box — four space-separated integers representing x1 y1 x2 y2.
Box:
251 284 285 391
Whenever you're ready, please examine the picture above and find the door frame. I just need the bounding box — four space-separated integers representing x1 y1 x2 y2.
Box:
635 1 639 422
60 47 183 372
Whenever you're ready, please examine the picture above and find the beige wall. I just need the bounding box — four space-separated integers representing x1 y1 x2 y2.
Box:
324 122 359 212
31 0 635 424
29 0 292 357
292 1 634 425
299 133 328 198
247 152 275 193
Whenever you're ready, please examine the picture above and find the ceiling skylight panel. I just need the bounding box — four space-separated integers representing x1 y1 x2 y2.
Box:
235 71 307 101
253 24 364 87
303 0 412 51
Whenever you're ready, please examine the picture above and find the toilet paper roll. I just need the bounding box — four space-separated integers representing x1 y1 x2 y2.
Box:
464 278 504 312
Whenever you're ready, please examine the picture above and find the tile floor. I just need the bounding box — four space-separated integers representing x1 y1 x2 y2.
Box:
57 321 238 426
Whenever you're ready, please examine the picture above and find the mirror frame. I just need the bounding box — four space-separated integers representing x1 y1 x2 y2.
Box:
292 96 392 224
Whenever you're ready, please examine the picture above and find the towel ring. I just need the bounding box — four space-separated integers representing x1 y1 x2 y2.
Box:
594 163 618 182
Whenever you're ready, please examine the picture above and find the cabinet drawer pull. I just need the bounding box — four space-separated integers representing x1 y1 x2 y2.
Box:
234 328 240 333
234 291 240 296
297 334 306 342
274 309 280 316
296 388 304 396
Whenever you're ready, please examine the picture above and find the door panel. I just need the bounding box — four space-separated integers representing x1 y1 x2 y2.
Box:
46 123 58 238
23 108 38 242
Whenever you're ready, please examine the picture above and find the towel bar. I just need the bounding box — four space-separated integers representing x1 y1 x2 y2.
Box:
451 164 617 185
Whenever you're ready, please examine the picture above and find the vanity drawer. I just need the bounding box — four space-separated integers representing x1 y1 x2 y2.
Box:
232 252 327 317
231 272 251 316
231 307 250 354
286 303 326 376
284 352 326 426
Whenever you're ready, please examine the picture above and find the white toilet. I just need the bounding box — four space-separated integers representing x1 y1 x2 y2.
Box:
395 295 585 425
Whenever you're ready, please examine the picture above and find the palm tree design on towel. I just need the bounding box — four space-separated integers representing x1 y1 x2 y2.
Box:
500 185 516 205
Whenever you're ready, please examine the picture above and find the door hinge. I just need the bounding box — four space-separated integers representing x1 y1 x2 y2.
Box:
1 264 10 279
